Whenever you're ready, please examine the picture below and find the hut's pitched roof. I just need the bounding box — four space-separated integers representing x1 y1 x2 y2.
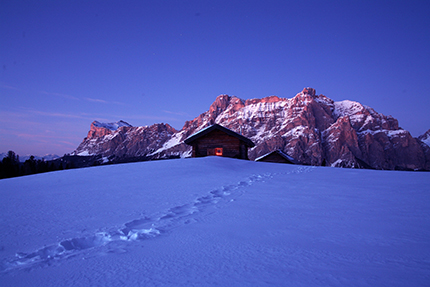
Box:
184 124 255 147
255 149 299 164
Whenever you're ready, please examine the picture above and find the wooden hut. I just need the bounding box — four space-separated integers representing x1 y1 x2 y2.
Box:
184 124 255 160
255 149 299 164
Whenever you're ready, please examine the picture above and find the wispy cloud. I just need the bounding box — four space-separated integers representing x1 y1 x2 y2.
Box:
119 114 180 122
39 90 128 106
0 107 181 125
83 98 129 106
84 97 108 104
113 101 129 106
40 91 80 101
29 110 89 119
15 132 80 142
163 110 192 117
0 108 92 122
0 83 21 91
58 140 80 147
0 127 82 144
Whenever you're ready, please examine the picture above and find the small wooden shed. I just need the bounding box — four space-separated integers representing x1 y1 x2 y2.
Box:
255 149 299 164
184 124 255 160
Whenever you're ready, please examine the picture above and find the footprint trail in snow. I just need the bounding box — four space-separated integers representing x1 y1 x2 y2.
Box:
1 166 313 273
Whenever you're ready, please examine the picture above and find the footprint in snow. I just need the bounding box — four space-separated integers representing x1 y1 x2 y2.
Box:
1 167 312 273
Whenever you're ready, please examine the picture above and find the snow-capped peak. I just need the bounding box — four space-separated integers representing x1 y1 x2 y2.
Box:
93 120 132 131
418 129 430 147
333 100 365 118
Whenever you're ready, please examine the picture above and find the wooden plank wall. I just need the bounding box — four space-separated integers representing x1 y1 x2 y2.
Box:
193 130 248 159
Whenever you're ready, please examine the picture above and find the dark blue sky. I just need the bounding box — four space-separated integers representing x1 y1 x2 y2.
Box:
1 0 430 156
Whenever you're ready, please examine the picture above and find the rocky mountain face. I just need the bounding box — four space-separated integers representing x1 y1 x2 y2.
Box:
418 129 430 146
73 88 430 170
73 121 177 159
417 129 430 170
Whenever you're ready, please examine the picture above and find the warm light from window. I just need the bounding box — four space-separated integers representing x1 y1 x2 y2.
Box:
215 148 223 156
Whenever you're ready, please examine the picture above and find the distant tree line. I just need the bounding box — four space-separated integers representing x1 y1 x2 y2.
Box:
0 151 72 179
1 150 182 180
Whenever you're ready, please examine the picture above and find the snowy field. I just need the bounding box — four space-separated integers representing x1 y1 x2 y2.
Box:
0 157 429 286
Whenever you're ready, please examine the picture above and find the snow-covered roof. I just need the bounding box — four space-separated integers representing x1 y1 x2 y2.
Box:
255 149 299 164
184 124 255 147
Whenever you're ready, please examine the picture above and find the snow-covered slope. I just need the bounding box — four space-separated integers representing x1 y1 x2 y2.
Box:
1 158 429 286
418 129 430 147
92 120 132 131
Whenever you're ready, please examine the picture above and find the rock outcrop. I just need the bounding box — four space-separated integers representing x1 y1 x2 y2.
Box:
417 129 430 170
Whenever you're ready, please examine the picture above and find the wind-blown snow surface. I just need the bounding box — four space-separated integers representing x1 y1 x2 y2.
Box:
0 158 429 286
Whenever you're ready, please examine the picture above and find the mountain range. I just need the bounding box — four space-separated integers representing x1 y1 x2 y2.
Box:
73 88 430 171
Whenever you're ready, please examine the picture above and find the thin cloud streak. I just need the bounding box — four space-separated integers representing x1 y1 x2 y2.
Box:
84 97 108 104
1 107 182 127
112 101 129 106
1 128 82 149
116 114 181 123
0 109 94 127
16 132 80 142
0 83 22 91
38 91 128 106
163 110 192 117
58 140 79 147
83 98 128 106
40 91 80 101
0 126 81 141
26 109 91 120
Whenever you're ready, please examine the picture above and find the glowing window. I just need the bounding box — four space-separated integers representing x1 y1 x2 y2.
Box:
215 148 223 156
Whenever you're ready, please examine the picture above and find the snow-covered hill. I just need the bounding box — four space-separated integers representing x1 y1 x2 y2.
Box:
1 158 429 286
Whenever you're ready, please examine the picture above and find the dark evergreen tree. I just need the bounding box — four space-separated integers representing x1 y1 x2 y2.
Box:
1 151 20 178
